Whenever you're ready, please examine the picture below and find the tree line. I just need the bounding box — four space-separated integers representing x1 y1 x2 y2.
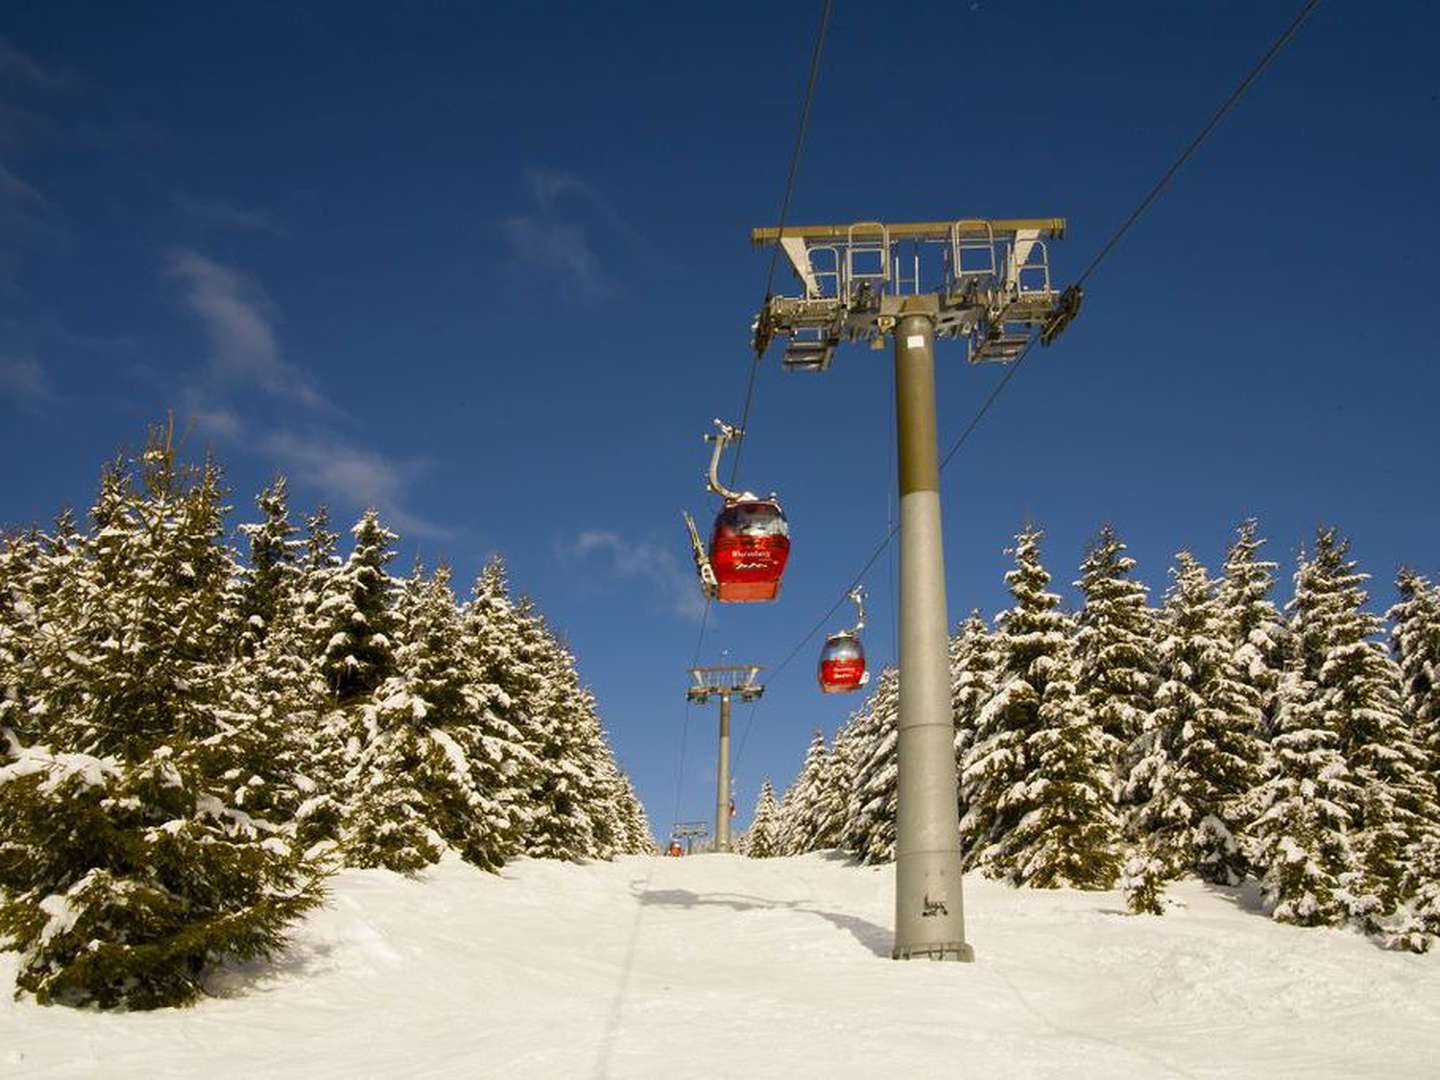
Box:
0 424 652 1008
744 520 1440 950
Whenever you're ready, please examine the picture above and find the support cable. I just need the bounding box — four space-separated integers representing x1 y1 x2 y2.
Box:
729 0 834 487
670 0 835 833
1074 0 1321 289
731 0 1321 781
667 598 711 836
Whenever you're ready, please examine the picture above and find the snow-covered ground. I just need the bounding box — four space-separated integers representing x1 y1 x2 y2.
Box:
3 852 1438 1078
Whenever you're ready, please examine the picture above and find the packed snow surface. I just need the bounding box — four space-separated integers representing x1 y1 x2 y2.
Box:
4 852 1438 1078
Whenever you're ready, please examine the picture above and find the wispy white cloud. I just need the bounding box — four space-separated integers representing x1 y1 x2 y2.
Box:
168 249 327 410
175 193 286 236
0 356 56 411
501 168 640 302
525 168 640 243
500 215 608 299
0 162 44 203
184 401 244 440
168 250 448 541
558 529 707 621
0 161 64 244
260 430 448 540
0 37 68 89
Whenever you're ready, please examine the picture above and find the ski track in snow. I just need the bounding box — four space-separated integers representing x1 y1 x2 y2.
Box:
3 852 1438 1078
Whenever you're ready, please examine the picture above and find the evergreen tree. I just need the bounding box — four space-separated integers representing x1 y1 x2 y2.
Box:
1243 665 1362 928
1073 524 1156 761
1122 552 1267 889
777 729 829 856
1218 519 1286 734
317 511 399 702
843 666 899 864
1391 570 1440 788
1400 834 1440 949
0 428 323 1008
745 780 782 858
308 510 401 857
514 604 599 861
0 528 42 754
951 611 998 827
1306 533 1433 919
285 505 349 849
961 526 1120 888
810 732 852 852
1120 843 1170 916
235 476 301 655
1242 529 1435 933
207 562 326 835
347 566 530 873
612 772 655 855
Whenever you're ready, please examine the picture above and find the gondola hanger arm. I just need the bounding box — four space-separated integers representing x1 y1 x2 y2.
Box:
704 419 747 503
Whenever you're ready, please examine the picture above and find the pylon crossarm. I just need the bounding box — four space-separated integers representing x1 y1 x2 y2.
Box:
751 217 1078 369
750 219 1067 245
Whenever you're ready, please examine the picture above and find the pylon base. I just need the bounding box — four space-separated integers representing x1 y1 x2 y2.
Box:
891 942 975 962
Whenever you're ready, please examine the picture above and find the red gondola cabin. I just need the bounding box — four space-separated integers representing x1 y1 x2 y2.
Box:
709 498 791 602
818 632 866 694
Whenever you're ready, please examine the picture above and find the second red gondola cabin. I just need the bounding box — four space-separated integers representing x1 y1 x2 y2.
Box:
818 632 866 694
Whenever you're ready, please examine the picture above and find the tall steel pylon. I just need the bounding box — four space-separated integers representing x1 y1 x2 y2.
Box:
686 664 765 852
751 217 1081 961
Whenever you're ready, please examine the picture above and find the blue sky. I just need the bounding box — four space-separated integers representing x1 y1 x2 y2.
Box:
3 2 1437 838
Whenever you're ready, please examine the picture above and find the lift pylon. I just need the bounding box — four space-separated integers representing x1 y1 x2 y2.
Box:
751 216 1082 963
686 664 765 853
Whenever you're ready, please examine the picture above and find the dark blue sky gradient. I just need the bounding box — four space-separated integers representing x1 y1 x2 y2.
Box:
2 2 1437 835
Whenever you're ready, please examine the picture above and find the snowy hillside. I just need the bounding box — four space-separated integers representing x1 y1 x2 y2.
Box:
4 852 1437 1079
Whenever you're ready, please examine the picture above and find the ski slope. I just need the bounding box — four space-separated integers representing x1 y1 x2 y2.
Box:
3 851 1437 1078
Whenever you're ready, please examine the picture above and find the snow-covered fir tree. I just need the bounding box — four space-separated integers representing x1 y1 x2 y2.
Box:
1243 667 1364 929
347 565 527 872
0 528 41 754
777 729 829 855
612 772 656 855
0 430 324 1007
208 571 325 831
842 666 899 864
287 506 349 849
1217 519 1286 734
961 526 1120 888
303 509 405 858
810 728 853 852
202 478 325 833
1244 529 1436 939
951 611 998 827
317 510 399 703
745 780 782 858
1 513 86 755
1390 569 1440 789
1073 524 1156 767
235 476 302 656
1122 552 1267 895
511 602 600 861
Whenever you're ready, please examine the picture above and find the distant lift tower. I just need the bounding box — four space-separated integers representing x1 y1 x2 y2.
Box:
686 664 765 853
673 822 711 855
751 218 1082 962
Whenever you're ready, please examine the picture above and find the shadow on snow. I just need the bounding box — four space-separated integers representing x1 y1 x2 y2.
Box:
637 887 892 959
